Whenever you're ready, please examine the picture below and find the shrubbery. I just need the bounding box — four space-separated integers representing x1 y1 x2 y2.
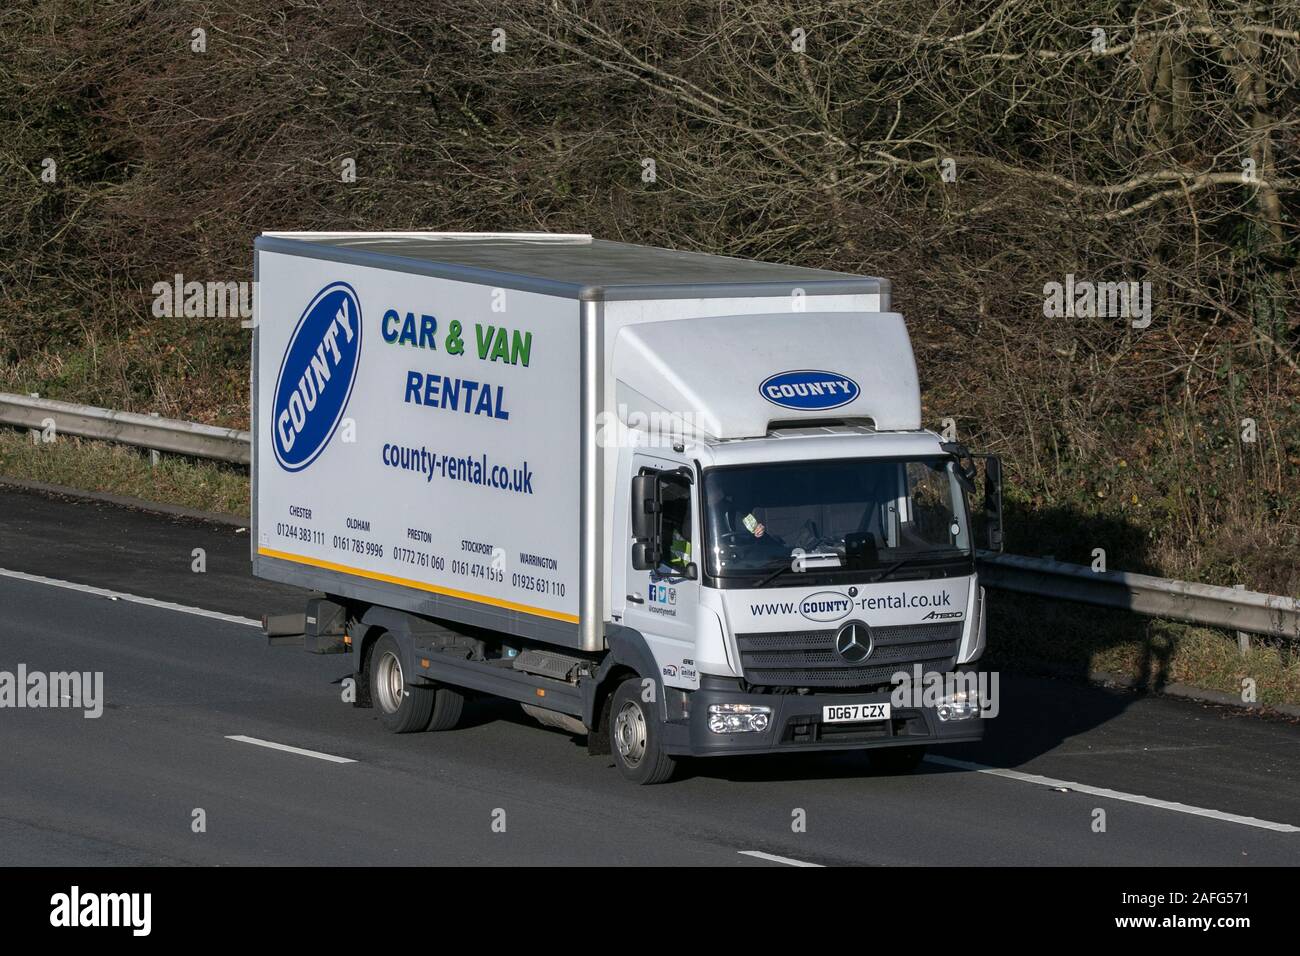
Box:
1 0 1296 589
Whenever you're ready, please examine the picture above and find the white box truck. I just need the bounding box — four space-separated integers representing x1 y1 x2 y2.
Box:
252 232 1003 783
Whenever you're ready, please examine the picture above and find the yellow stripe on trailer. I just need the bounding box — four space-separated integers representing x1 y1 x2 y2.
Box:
256 547 580 624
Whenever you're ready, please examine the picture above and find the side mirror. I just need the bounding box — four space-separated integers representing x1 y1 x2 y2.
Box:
631 541 655 571
977 455 1004 552
630 473 662 570
942 441 978 494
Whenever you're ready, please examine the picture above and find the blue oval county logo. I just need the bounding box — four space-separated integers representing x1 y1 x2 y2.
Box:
760 370 860 411
799 590 853 623
272 282 363 472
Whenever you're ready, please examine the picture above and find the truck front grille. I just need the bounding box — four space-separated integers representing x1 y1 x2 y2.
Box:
734 622 963 689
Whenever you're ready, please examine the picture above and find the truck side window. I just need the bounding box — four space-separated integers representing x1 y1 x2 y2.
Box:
905 461 954 548
658 476 692 573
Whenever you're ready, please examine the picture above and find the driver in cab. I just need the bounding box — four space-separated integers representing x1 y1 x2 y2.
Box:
711 490 780 545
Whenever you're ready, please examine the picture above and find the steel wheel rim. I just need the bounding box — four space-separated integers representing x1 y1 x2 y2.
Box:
376 650 404 714
613 700 647 766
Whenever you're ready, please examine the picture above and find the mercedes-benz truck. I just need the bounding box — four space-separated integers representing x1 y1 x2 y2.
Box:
252 231 1003 783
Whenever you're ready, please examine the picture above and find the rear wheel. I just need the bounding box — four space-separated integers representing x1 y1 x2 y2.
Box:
426 686 465 731
609 678 676 785
868 745 927 774
370 634 434 733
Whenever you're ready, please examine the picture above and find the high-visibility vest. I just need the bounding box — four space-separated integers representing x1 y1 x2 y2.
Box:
668 531 691 569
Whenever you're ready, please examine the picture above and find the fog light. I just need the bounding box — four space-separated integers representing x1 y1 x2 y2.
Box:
707 703 773 734
936 690 980 721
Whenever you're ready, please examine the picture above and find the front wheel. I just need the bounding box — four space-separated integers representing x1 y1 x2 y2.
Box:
609 678 676 785
370 634 435 733
426 685 465 732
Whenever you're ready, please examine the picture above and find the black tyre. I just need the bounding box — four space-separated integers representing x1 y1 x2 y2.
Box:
369 634 434 733
868 745 927 774
426 685 465 732
608 677 676 785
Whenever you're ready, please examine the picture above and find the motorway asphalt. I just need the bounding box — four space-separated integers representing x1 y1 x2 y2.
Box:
1 485 1298 866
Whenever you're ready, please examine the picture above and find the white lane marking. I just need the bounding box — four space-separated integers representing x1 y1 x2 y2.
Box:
0 567 260 628
926 755 1300 834
738 850 823 867
226 735 356 764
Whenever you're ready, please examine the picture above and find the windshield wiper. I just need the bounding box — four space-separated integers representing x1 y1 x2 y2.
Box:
868 556 917 582
749 561 798 589
869 551 969 582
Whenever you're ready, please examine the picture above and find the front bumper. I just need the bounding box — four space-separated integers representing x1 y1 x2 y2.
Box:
660 676 985 757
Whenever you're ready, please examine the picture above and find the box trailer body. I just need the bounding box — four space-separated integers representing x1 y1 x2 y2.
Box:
252 232 1001 783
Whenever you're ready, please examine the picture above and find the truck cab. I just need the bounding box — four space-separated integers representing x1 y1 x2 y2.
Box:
600 311 1002 780
610 427 998 775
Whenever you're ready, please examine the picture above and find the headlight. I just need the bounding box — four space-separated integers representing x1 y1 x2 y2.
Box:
707 703 772 734
936 690 980 721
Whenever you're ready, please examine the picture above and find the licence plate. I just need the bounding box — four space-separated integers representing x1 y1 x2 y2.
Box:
822 703 891 724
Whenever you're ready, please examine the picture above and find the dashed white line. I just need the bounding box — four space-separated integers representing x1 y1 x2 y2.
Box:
925 755 1300 833
738 850 823 867
226 735 356 764
0 567 260 628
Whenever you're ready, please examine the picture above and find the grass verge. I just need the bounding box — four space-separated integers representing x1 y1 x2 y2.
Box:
0 428 249 517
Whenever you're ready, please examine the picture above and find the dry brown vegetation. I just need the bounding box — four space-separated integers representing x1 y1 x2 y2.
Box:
1 0 1297 592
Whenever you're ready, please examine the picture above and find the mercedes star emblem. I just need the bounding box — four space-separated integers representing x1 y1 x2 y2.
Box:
834 621 873 664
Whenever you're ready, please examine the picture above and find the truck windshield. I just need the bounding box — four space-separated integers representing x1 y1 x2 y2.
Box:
702 457 972 584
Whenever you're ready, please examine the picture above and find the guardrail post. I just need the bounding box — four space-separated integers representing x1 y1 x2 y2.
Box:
28 393 40 444
148 412 161 468
1234 584 1251 657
